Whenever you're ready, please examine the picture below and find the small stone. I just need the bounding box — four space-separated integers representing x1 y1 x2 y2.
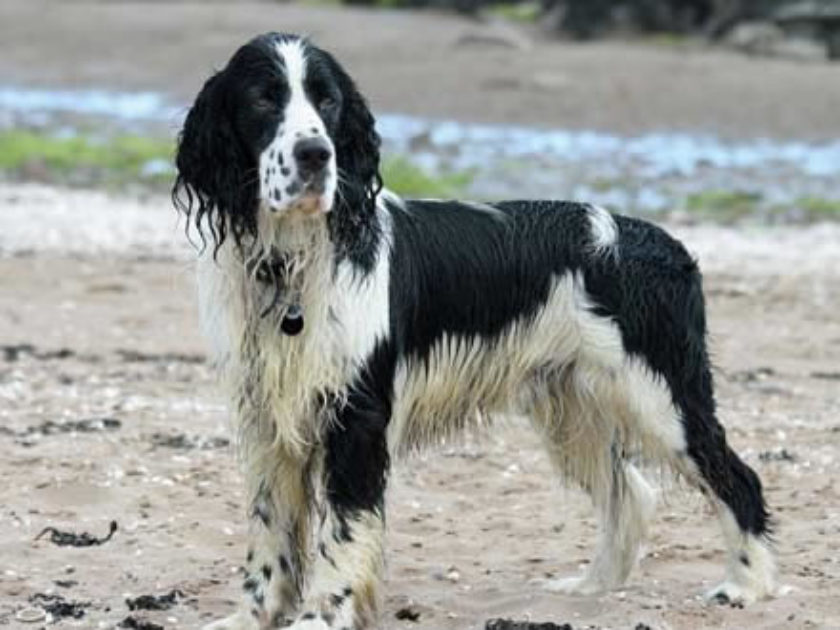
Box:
16 607 46 623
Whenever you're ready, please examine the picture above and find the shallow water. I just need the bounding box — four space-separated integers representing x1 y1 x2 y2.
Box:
2 85 838 212
0 86 181 122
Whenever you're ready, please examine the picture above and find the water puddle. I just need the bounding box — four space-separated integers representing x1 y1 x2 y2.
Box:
0 85 182 122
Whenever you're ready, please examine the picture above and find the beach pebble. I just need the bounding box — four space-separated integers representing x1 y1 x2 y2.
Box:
16 607 46 623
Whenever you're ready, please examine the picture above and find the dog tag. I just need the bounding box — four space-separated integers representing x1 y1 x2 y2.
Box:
281 304 304 336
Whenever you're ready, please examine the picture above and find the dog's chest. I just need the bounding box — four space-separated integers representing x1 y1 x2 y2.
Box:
329 259 390 370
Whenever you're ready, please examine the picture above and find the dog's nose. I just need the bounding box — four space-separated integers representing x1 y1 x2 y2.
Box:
293 138 331 175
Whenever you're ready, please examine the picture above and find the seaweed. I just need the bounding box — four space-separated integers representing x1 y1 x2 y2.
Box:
35 520 118 547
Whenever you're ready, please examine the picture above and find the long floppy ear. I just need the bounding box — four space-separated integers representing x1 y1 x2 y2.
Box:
172 71 257 253
328 64 383 266
335 76 382 212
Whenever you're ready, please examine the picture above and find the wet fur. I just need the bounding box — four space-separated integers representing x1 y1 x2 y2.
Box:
174 33 776 630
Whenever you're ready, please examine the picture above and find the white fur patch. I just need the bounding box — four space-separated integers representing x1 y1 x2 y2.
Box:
586 203 619 258
705 500 777 604
300 510 385 628
332 208 392 367
259 38 337 216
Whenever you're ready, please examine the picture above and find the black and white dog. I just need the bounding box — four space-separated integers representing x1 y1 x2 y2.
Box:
173 33 775 630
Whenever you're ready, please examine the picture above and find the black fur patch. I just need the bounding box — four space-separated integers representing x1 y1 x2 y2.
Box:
324 340 392 521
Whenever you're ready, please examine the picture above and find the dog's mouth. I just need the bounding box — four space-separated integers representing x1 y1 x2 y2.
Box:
302 173 327 196
291 193 330 216
295 175 333 214
264 175 333 216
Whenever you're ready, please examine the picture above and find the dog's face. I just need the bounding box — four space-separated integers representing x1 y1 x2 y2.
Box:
238 36 339 216
174 33 381 249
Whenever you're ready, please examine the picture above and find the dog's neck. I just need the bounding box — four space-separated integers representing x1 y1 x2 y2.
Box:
243 211 334 333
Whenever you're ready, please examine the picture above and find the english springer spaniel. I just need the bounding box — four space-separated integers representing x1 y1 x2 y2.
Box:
173 33 776 630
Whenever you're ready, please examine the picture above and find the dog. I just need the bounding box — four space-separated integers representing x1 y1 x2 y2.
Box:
173 33 776 630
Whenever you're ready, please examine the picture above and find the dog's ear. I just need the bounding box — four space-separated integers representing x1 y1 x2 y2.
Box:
333 67 382 217
172 71 257 252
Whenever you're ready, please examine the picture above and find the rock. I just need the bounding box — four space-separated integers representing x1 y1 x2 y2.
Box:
773 1 840 60
454 25 532 51
774 1 840 25
767 37 829 60
726 21 786 55
726 20 827 59
395 604 422 621
758 448 797 463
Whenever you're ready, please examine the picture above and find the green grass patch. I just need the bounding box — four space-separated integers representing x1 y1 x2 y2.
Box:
643 32 690 47
382 156 473 198
486 1 540 23
0 131 474 199
297 0 343 7
684 189 763 222
588 176 624 193
0 130 174 187
795 196 840 218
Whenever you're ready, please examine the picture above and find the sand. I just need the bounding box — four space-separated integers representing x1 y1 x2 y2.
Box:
1 3 839 628
1 182 839 629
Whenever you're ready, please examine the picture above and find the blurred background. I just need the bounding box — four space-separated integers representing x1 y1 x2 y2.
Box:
2 0 840 220
1 3 839 630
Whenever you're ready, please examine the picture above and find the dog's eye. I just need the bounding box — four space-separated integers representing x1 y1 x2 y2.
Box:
318 96 337 113
254 96 277 112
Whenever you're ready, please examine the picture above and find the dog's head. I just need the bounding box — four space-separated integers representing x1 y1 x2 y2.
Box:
173 33 381 251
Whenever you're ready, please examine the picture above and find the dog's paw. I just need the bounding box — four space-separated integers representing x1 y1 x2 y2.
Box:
202 610 260 630
704 581 758 607
539 575 606 596
286 612 332 630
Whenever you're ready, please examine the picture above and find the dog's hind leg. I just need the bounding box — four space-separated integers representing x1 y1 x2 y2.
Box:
528 369 657 595
546 456 657 595
678 399 776 605
556 354 775 605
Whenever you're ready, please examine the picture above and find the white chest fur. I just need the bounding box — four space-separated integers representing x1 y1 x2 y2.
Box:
196 212 391 453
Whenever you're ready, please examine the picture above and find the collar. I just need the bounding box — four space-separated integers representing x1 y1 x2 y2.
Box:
252 253 304 336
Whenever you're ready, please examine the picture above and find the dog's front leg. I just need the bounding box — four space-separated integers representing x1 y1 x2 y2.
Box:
287 390 389 630
205 450 314 630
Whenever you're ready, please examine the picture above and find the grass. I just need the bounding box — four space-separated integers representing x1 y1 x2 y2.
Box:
381 156 473 198
683 190 840 224
642 32 691 47
0 129 174 187
684 189 763 222
0 129 472 199
794 196 840 218
486 1 541 23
